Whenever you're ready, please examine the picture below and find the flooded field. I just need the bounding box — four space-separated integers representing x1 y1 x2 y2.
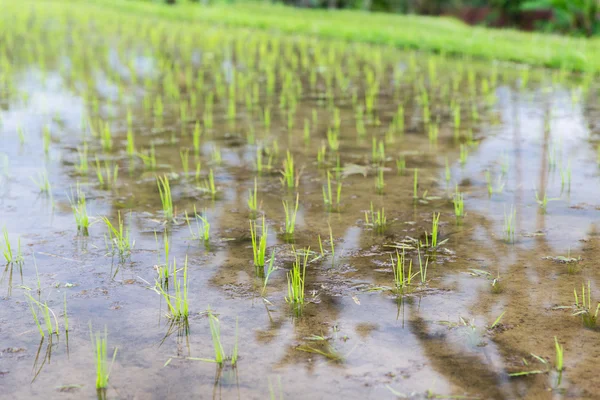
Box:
1 2 600 399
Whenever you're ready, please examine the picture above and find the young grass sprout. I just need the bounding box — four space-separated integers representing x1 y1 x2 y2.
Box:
157 175 174 221
282 194 299 242
103 212 133 261
364 203 387 234
247 178 259 218
573 281 600 329
286 248 309 314
322 171 342 212
90 325 118 394
250 216 268 271
503 205 516 243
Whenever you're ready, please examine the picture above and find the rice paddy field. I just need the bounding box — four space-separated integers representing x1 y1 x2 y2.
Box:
2 1 600 399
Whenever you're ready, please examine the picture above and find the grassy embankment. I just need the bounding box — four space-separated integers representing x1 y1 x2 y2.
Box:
84 0 600 72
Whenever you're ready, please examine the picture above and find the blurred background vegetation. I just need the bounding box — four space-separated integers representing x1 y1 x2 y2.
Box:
158 0 600 36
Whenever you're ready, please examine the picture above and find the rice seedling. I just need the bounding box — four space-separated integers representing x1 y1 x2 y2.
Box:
413 168 418 200
211 146 222 165
427 122 439 144
554 337 563 372
126 112 135 156
186 206 210 244
282 194 299 242
453 189 465 221
573 281 600 329
374 167 384 194
250 216 268 269
390 250 417 295
27 294 59 338
95 157 118 190
42 125 51 154
193 121 202 154
247 178 259 218
503 205 516 243
286 248 309 314
328 224 336 266
76 144 89 174
100 121 113 152
364 203 386 234
190 308 239 367
63 293 69 335
157 175 174 221
207 309 226 365
201 169 218 198
180 148 190 177
490 311 506 329
255 148 273 175
303 119 310 145
430 212 441 248
280 151 298 189
2 227 23 265
90 325 118 392
371 138 385 163
261 252 277 296
296 340 344 362
268 376 284 400
326 127 339 152
69 184 90 235
31 170 51 194
417 247 428 284
396 156 406 175
322 171 342 212
156 256 189 323
138 144 157 171
103 212 133 260
459 144 468 165
535 190 557 213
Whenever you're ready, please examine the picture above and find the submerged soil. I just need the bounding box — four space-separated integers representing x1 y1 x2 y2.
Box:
1 2 600 399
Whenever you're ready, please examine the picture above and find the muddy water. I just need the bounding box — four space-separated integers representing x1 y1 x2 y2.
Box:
1 2 600 400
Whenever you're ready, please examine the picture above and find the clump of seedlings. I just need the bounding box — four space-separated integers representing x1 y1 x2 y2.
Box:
453 189 465 222
390 250 416 295
95 157 119 190
572 281 600 329
364 203 387 234
103 212 133 261
247 178 259 218
282 194 299 242
250 216 268 271
27 294 59 338
509 337 565 385
90 325 118 396
191 308 238 367
503 205 516 243
280 151 299 188
69 184 90 235
469 269 503 294
2 227 24 266
156 256 189 325
421 212 444 248
31 170 51 194
286 248 309 315
157 175 174 222
322 171 342 212
186 206 210 245
296 335 344 362
535 190 557 213
200 169 218 198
